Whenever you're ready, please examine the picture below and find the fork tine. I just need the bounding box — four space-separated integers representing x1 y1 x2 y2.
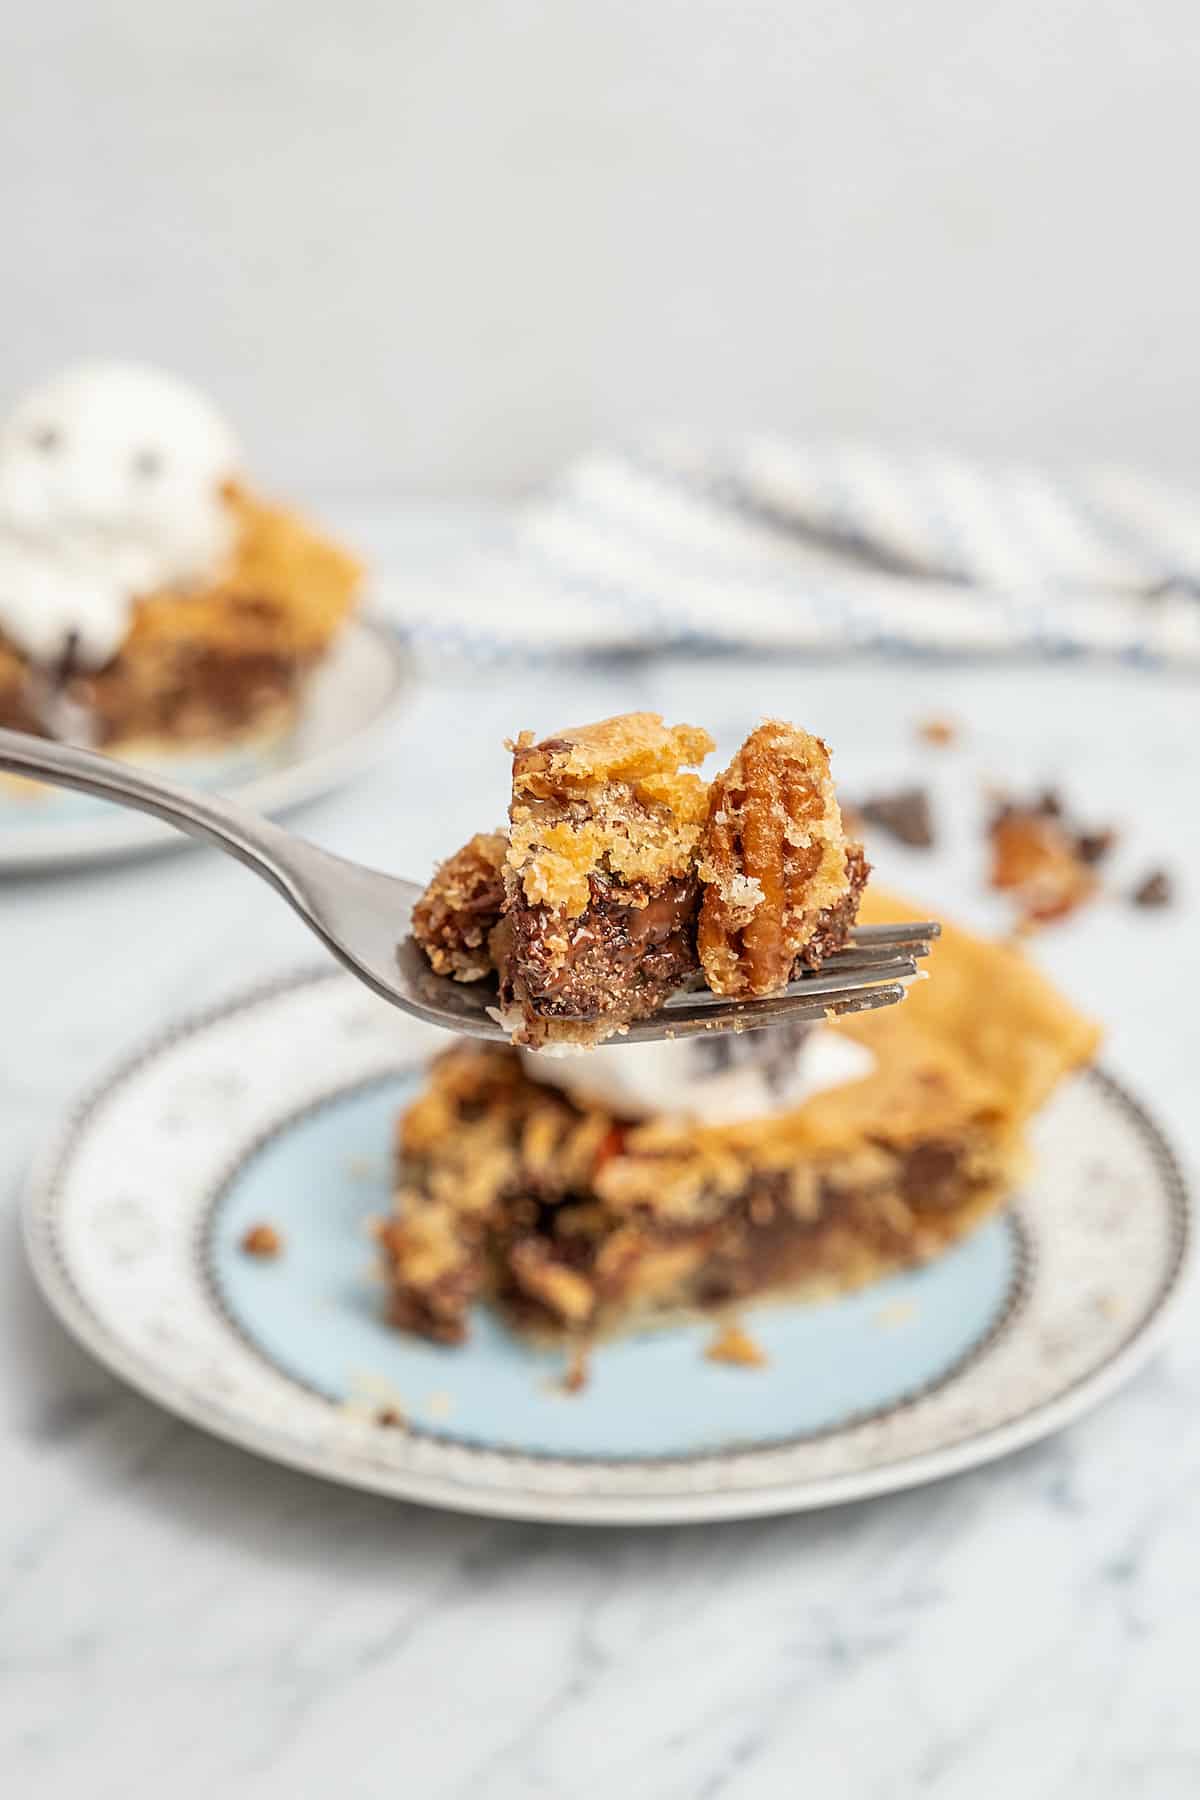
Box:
818 941 933 972
785 957 920 997
660 973 917 1025
664 954 920 1010
847 921 941 946
643 980 911 1039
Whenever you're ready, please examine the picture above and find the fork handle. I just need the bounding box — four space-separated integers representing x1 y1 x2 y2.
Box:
0 726 298 896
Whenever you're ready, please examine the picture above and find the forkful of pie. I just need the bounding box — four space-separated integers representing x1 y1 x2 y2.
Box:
411 710 938 1049
0 709 937 1048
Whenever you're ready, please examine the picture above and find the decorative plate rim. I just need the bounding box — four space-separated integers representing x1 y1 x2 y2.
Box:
0 615 411 872
20 968 1193 1525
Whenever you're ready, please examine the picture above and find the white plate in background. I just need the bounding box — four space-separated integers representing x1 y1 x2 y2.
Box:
0 616 411 873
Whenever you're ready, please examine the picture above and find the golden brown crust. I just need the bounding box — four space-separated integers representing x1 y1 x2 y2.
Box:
846 885 1102 1124
507 714 712 919
511 713 715 797
410 832 508 981
697 720 853 996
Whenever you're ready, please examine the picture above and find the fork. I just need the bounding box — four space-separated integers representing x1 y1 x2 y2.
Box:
0 726 938 1044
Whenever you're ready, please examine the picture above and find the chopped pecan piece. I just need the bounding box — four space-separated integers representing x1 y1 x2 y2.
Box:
697 720 857 997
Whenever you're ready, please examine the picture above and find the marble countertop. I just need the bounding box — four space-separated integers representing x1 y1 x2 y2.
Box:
2 517 1199 1798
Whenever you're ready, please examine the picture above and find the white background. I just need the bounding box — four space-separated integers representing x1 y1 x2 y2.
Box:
3 2 1198 493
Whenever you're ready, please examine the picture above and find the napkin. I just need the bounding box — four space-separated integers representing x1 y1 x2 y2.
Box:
390 439 1200 665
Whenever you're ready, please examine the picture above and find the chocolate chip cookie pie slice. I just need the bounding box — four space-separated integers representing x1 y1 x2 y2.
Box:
381 887 1101 1352
497 713 714 1047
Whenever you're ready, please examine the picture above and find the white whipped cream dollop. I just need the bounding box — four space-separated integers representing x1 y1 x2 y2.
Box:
0 361 242 669
523 1025 876 1126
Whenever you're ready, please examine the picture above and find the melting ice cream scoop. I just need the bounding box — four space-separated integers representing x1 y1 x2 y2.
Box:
0 361 242 669
523 1023 876 1125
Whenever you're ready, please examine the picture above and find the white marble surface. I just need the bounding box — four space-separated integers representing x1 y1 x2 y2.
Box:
2 524 1199 1797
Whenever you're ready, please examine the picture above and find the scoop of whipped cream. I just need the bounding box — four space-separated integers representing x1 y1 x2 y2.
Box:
0 361 241 669
523 1024 876 1125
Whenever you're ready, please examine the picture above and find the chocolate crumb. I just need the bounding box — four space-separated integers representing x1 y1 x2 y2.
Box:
859 787 935 849
240 1222 283 1258
375 1406 405 1427
1075 830 1117 866
1131 870 1172 908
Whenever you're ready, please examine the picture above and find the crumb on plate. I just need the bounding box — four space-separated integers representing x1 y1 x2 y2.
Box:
240 1222 283 1258
705 1322 768 1368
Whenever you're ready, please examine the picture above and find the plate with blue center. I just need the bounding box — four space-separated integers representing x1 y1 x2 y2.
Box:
22 969 1189 1523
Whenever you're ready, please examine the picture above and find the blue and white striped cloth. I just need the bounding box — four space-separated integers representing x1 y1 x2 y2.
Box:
390 439 1200 664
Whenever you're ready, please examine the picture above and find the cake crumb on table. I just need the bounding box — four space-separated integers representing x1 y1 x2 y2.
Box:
917 716 958 747
986 789 1108 928
1131 869 1173 908
706 1322 768 1368
240 1222 283 1258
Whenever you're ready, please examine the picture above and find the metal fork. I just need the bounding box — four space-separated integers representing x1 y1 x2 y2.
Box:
0 726 938 1044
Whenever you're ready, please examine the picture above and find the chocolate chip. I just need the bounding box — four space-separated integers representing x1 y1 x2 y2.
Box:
901 1141 962 1206
1038 788 1064 818
859 787 935 849
1131 870 1172 908
1075 830 1117 866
